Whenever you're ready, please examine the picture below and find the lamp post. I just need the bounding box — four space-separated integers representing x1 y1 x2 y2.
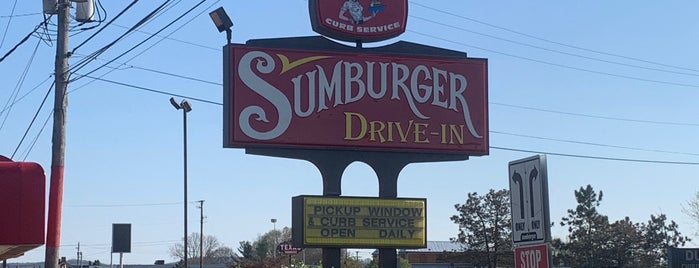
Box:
271 218 277 258
170 97 192 268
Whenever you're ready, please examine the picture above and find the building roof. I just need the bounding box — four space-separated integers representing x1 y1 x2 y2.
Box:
400 241 463 253
372 241 465 256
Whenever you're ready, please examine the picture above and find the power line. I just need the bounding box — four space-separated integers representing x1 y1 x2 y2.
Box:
0 0 18 50
129 65 221 86
21 110 52 161
71 0 140 55
11 81 54 159
491 130 699 157
0 15 51 63
111 23 218 51
409 15 699 78
1 38 42 131
70 0 173 75
71 0 207 82
118 0 222 64
491 146 699 165
0 75 54 115
408 29 699 90
79 74 221 105
83 75 699 166
66 202 181 208
410 1 699 74
490 102 699 127
0 13 42 19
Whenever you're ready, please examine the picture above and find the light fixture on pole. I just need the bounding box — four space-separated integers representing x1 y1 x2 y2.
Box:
271 218 277 258
209 7 233 44
170 97 192 268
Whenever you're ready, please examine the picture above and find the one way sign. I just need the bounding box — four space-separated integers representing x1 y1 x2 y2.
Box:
508 155 551 246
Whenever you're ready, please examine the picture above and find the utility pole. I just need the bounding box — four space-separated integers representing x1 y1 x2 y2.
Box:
197 200 204 268
46 0 70 268
76 243 81 268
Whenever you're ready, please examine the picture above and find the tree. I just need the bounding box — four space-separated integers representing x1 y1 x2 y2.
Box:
638 213 689 266
557 185 610 267
684 191 699 235
554 185 691 268
169 233 237 265
238 241 255 260
450 189 511 268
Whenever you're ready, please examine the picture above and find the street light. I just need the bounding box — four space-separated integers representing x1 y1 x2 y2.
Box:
170 97 192 268
271 218 277 258
208 7 233 44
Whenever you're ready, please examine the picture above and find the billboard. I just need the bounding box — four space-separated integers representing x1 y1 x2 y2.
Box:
224 44 488 154
112 223 131 253
292 196 426 248
309 0 408 43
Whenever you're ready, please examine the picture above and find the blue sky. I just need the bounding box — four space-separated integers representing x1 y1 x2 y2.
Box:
2 0 699 264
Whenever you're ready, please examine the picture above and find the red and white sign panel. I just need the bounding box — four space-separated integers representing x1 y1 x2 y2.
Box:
309 0 408 42
515 244 549 268
224 45 488 154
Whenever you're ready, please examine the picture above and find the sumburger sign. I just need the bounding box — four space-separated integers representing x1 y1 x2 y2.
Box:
309 0 408 42
224 44 488 154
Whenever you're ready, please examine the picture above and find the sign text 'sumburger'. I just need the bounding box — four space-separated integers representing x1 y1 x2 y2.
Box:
225 45 488 154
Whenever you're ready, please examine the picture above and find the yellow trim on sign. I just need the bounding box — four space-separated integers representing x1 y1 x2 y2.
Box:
277 54 331 74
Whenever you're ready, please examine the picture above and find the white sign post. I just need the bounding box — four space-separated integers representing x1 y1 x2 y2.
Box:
508 155 551 246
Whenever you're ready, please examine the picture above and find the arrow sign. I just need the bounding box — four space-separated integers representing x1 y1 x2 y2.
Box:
508 155 551 246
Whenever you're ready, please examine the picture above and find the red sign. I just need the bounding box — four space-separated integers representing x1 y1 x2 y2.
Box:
224 45 488 155
514 244 549 268
309 0 408 42
0 156 45 259
278 242 302 255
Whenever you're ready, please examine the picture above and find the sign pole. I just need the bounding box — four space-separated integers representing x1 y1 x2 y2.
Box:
249 148 466 268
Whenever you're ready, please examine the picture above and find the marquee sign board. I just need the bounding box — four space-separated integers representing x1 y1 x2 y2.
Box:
508 155 551 246
292 196 426 248
223 44 488 154
309 0 408 43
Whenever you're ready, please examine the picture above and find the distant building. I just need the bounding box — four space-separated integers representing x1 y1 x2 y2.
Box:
374 241 515 268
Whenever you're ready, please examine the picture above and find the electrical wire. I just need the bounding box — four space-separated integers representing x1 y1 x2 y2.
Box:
491 146 699 165
79 74 220 105
71 0 207 82
118 0 222 64
490 102 699 127
408 29 699 89
80 75 699 166
0 75 53 115
409 15 699 78
70 0 171 74
21 111 52 161
66 202 180 208
71 0 139 54
0 0 18 50
411 1 699 74
491 130 699 157
111 23 219 51
0 15 51 63
0 38 42 131
0 13 42 19
11 82 54 159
